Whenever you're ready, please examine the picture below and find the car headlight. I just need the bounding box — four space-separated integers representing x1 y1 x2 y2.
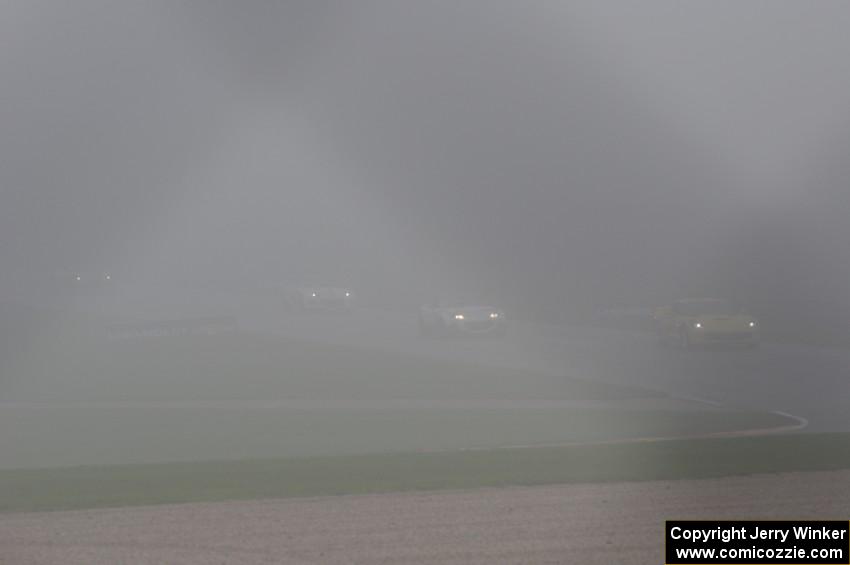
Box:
693 322 702 329
345 291 350 297
749 321 756 328
454 313 465 320
489 312 500 319
311 292 317 298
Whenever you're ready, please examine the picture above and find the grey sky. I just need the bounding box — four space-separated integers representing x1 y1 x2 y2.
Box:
565 1 850 200
2 1 849 315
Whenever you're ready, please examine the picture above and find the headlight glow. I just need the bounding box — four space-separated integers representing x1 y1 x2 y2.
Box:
693 322 702 329
345 292 350 297
749 321 756 327
489 312 500 319
311 292 317 298
454 313 465 320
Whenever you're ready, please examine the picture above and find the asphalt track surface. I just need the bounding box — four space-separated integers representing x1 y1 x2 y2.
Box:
76 286 850 433
259 309 847 432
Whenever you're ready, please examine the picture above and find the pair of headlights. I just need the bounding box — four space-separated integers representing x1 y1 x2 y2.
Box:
454 312 500 320
692 321 756 329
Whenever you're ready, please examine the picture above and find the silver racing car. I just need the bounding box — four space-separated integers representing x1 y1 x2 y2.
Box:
418 299 507 337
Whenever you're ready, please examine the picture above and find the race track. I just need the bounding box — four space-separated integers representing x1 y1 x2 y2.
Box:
76 286 849 434
3 290 849 564
249 308 846 433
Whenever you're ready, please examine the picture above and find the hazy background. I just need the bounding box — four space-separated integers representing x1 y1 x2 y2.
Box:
2 0 850 325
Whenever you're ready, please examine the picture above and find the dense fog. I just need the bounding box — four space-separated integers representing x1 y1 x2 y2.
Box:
1 1 848 324
4 6 850 563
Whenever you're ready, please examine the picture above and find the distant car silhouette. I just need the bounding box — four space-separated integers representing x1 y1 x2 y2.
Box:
286 286 355 312
418 299 506 338
54 269 115 291
653 298 759 349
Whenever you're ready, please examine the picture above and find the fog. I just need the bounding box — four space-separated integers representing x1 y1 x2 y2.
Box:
3 0 850 494
5 9 850 563
0 0 847 319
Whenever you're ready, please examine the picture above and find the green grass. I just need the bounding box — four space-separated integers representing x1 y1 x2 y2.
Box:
6 332 657 402
0 404 790 469
1 323 818 514
2 331 792 469
2 433 849 514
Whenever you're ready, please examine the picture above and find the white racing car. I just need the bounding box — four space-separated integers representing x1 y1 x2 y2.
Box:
418 299 507 338
53 269 115 293
286 286 355 313
64 270 113 285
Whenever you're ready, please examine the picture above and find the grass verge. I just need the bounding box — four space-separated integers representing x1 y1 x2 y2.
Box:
2 433 849 514
0 405 791 470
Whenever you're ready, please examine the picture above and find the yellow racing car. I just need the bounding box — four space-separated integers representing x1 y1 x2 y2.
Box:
653 298 759 349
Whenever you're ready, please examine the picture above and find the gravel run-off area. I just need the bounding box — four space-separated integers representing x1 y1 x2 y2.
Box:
2 469 849 564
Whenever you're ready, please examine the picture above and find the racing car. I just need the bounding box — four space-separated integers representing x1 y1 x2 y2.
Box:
53 269 115 293
286 286 355 312
418 299 507 337
653 298 759 348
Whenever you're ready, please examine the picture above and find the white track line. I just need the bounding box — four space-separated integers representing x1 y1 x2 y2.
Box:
458 400 809 452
